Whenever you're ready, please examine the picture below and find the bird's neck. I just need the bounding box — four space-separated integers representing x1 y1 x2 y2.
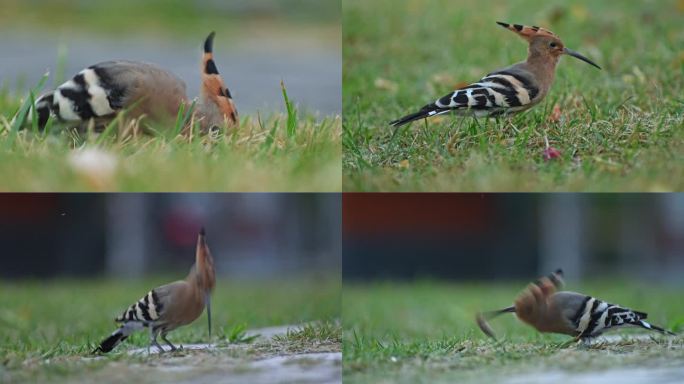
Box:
186 262 215 294
526 51 559 92
527 50 559 69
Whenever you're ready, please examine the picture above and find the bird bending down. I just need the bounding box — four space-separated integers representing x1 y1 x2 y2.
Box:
476 269 676 341
94 228 216 354
390 22 601 127
31 32 238 132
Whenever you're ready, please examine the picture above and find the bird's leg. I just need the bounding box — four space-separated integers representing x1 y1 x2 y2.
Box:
149 326 164 354
147 325 152 355
161 332 178 352
577 336 593 349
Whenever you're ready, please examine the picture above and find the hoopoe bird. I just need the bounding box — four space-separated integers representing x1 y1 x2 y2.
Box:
390 22 601 127
31 32 238 132
93 228 215 354
476 269 676 341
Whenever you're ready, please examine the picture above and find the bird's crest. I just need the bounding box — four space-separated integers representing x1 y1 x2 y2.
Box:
194 227 216 292
521 269 564 302
534 269 564 290
496 21 558 41
200 32 238 128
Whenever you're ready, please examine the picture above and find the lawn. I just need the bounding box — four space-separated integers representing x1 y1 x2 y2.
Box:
343 0 684 191
0 0 340 39
343 279 684 383
0 0 341 192
0 276 341 382
0 85 341 192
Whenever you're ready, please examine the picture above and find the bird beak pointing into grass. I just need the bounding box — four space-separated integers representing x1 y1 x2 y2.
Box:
563 47 602 70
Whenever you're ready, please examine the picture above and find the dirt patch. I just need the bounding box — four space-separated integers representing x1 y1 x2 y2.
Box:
503 366 684 384
90 351 341 384
485 334 684 384
30 324 341 384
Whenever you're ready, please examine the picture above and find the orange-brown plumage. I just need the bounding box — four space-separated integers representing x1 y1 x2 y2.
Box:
390 22 601 127
513 273 573 335
496 22 558 40
191 227 216 293
476 269 676 341
199 32 239 129
94 228 216 354
32 32 238 134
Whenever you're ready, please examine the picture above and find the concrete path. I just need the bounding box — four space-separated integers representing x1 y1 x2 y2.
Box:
81 323 341 384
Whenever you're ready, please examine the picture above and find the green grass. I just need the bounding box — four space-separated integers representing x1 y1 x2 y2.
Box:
0 83 341 192
343 279 684 383
273 321 342 344
0 0 340 39
0 276 340 381
343 0 684 191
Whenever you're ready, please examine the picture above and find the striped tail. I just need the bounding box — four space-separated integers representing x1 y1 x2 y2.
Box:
389 103 448 127
636 320 677 336
93 326 130 354
578 301 676 338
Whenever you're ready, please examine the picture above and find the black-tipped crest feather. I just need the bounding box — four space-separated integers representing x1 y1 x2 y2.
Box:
205 60 219 75
204 31 216 53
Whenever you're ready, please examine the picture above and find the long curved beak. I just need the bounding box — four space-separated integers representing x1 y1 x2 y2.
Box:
563 47 601 70
205 293 212 338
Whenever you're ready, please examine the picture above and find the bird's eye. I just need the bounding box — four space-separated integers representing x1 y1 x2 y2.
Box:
550 42 558 48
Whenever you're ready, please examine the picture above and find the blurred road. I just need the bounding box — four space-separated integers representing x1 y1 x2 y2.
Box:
0 30 341 116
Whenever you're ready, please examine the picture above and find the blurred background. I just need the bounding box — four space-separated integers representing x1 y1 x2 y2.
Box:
0 193 341 364
343 193 684 284
0 0 341 116
0 193 341 279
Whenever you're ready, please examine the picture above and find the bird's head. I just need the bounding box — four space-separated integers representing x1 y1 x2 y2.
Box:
198 31 239 132
496 22 601 70
194 227 216 293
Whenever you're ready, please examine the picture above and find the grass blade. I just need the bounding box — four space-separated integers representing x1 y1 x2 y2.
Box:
281 80 297 138
8 72 49 147
29 92 40 134
94 113 122 146
173 100 196 137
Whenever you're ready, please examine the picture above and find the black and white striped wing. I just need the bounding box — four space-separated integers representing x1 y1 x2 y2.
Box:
389 69 540 127
33 60 186 128
116 289 164 324
48 65 126 122
434 70 540 116
572 296 648 337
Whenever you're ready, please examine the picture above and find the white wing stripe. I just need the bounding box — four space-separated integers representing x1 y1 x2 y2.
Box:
576 298 595 333
487 74 531 105
81 69 116 116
